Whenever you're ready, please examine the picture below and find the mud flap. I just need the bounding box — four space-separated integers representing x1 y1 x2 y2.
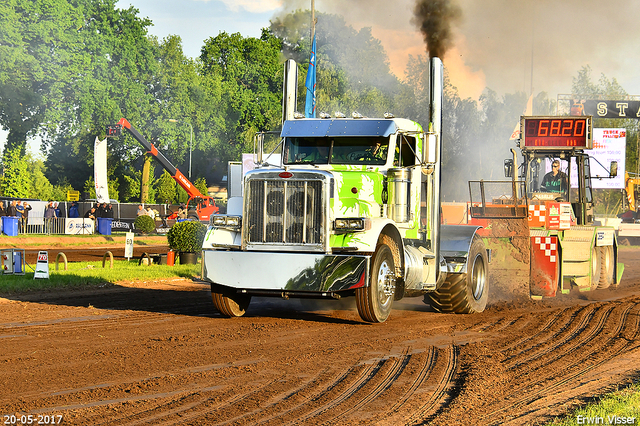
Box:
530 236 559 297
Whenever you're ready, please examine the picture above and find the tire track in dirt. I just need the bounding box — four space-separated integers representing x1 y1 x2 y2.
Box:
4 251 640 426
477 301 640 424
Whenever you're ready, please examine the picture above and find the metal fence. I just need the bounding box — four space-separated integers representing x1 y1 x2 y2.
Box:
2 200 179 235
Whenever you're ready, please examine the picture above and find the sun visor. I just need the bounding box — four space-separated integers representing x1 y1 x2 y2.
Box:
281 119 398 138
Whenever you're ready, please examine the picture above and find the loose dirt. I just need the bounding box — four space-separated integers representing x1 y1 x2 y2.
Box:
1 247 639 425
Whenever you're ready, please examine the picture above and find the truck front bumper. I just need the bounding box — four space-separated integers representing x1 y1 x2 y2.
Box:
202 249 370 293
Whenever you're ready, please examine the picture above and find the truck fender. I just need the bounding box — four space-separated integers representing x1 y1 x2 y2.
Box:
332 218 400 253
440 224 484 274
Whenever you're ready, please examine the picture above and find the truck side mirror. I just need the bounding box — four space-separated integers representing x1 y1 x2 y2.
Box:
504 159 513 178
610 161 618 178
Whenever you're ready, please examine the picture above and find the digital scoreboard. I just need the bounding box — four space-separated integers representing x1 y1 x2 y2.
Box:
519 116 592 150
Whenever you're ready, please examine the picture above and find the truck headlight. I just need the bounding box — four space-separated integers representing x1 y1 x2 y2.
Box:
334 218 367 232
211 215 242 230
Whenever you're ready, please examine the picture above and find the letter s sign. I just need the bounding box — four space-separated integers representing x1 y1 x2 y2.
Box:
597 102 607 117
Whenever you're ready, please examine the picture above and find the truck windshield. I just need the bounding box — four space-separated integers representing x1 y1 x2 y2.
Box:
284 136 389 165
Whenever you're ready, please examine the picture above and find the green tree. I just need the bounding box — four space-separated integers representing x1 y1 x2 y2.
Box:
0 0 84 157
50 179 75 202
43 0 159 192
200 30 283 165
194 177 208 198
154 170 177 204
82 176 120 202
1 147 32 197
28 158 54 200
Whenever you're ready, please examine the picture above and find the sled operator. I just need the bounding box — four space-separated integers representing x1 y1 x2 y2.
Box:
541 159 568 193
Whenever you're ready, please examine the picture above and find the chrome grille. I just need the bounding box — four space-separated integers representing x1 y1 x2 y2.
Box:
246 177 324 246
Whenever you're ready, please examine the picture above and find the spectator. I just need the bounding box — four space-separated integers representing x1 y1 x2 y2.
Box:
68 201 79 218
136 205 146 216
146 207 156 219
21 201 32 233
84 207 97 221
95 203 104 218
53 202 62 218
104 203 114 218
44 202 57 234
6 201 16 217
178 203 187 220
0 202 5 217
15 201 24 231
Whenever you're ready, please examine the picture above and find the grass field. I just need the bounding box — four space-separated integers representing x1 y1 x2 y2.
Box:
547 383 640 425
0 259 199 294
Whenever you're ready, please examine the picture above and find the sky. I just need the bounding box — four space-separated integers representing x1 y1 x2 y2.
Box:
5 0 640 156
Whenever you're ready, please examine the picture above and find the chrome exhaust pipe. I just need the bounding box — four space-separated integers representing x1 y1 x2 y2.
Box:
282 59 298 124
429 57 444 282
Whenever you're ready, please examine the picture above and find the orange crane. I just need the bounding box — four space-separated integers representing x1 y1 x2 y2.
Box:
106 118 218 221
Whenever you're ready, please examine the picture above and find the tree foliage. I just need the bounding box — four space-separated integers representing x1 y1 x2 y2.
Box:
1 3 637 214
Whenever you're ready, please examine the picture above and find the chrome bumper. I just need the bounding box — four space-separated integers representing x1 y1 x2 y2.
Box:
202 249 369 293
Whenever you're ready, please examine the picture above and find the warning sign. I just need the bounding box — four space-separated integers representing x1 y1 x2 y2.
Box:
34 251 50 279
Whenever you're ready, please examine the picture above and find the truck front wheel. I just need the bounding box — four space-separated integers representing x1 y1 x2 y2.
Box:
212 288 251 317
356 243 395 323
424 236 489 313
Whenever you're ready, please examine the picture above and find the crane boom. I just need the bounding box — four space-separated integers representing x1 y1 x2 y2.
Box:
115 118 205 199
106 118 218 220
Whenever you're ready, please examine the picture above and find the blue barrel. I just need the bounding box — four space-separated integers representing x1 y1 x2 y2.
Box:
97 217 113 235
2 216 18 236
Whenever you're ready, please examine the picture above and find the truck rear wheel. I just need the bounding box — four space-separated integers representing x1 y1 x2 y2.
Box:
597 245 614 289
424 236 489 313
212 289 251 317
356 243 395 323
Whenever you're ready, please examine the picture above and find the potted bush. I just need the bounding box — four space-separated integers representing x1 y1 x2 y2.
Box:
167 220 207 264
134 215 156 234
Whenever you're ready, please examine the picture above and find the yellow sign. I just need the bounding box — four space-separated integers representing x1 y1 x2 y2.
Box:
67 190 80 201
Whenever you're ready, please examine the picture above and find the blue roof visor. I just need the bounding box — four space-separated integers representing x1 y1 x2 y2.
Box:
281 119 398 138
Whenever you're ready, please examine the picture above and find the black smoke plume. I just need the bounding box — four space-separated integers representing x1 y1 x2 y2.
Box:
413 0 462 59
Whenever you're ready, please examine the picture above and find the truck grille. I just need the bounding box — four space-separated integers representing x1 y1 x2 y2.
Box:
245 178 324 246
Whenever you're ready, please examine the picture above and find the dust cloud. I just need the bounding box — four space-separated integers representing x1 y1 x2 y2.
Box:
274 0 640 100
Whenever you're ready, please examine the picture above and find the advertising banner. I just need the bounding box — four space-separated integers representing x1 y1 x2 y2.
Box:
554 129 627 190
65 218 94 234
94 136 110 203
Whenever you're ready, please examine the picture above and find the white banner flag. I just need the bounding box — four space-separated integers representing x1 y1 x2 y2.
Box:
94 136 110 203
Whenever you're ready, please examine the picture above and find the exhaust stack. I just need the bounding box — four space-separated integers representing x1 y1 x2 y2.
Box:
429 57 444 282
282 59 298 124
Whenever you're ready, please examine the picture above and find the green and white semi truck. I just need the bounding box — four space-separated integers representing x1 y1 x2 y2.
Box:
201 57 490 323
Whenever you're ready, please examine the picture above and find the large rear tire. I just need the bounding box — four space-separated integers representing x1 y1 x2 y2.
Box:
356 242 395 323
424 236 489 313
212 288 251 317
597 245 614 289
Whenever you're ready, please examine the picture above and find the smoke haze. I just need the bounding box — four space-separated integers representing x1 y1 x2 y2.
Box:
275 0 640 100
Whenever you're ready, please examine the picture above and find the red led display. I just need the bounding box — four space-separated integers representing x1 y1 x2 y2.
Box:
521 117 591 150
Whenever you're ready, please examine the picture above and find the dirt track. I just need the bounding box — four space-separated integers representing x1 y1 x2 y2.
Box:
1 248 640 425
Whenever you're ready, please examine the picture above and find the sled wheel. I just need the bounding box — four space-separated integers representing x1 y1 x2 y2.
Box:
212 288 251 317
356 242 395 323
424 236 489 313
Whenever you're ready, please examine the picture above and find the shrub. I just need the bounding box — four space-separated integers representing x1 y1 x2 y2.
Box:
167 220 207 253
134 215 156 234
